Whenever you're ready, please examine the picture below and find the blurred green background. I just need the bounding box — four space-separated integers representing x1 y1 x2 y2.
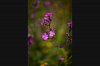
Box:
28 0 72 66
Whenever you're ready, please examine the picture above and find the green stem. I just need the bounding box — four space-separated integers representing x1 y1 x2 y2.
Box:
54 41 60 66
49 22 51 29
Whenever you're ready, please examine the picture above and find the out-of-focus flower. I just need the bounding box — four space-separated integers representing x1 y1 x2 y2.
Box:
59 57 64 61
67 21 72 28
41 64 45 66
28 35 34 46
42 32 49 40
32 0 40 8
40 62 48 66
31 13 35 19
48 28 55 38
44 62 48 65
43 0 51 8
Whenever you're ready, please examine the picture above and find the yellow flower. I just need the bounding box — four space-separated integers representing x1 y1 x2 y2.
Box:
40 62 48 66
41 64 45 66
44 62 48 65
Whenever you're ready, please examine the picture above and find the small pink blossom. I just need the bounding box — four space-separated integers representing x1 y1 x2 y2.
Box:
59 57 64 61
48 28 55 38
67 21 72 27
42 33 49 40
44 12 52 18
41 17 50 25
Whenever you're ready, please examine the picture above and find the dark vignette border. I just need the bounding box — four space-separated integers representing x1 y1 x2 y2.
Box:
0 0 100 66
0 0 27 66
73 0 100 66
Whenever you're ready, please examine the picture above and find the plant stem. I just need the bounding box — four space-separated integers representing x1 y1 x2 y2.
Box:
49 23 51 29
54 41 60 66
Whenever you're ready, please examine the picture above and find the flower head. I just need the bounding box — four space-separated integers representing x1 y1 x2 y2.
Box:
42 32 49 40
48 28 55 38
67 21 72 28
59 57 64 61
28 35 34 46
41 17 50 25
44 12 52 18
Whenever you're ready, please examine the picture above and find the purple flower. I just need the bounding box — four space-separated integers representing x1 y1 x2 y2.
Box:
44 12 52 18
28 35 34 46
59 57 64 61
41 12 52 26
43 1 51 8
48 28 55 38
67 21 72 27
42 32 49 40
41 17 50 25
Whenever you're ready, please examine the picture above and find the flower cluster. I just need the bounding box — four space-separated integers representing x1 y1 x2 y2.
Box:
41 12 52 26
28 35 34 46
41 12 55 40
